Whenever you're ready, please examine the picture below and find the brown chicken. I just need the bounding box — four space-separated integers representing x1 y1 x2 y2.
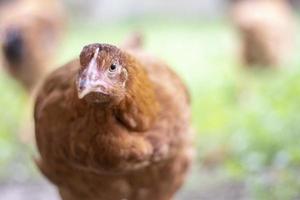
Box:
34 43 193 200
231 0 295 67
0 0 65 92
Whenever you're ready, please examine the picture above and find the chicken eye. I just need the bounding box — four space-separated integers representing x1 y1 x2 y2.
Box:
109 64 117 72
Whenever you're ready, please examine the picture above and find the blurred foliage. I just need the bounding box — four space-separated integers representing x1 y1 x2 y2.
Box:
0 72 28 179
0 18 300 198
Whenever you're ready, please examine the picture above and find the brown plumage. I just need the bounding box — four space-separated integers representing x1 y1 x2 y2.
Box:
231 0 295 67
34 43 193 200
0 0 66 92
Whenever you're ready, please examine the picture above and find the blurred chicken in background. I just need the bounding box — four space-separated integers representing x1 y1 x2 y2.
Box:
231 0 295 67
121 31 144 50
0 0 66 92
0 0 66 145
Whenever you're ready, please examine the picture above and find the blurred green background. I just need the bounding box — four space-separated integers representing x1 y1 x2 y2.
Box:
1 3 300 200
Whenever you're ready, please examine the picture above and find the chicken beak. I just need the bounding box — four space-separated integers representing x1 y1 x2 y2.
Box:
77 48 109 99
78 79 109 99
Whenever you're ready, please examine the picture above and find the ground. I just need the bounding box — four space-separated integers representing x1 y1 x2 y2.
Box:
0 168 248 200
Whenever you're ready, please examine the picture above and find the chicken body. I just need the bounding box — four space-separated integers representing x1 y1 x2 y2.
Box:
34 44 192 200
0 0 65 91
231 0 295 67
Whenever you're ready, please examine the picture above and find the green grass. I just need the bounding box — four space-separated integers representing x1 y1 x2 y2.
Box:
1 18 300 198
